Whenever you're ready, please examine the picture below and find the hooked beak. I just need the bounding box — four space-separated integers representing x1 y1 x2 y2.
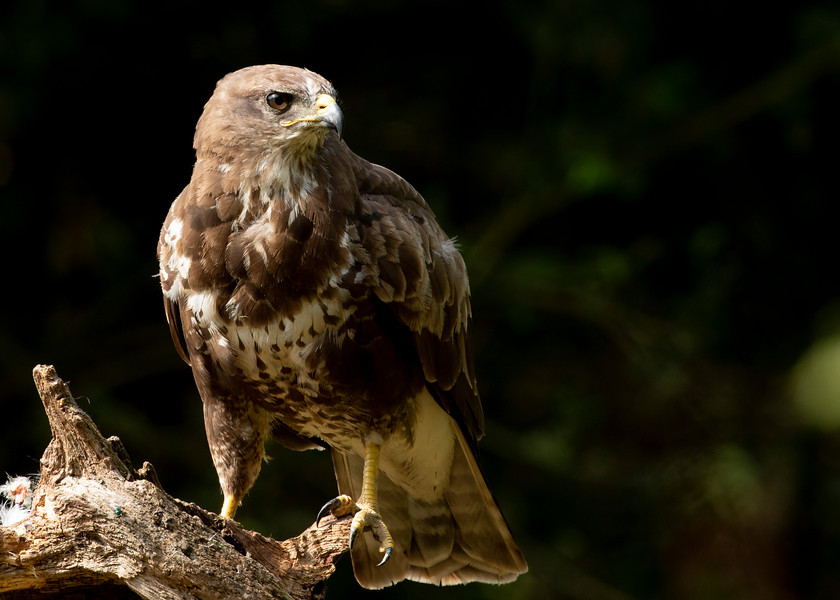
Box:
281 93 344 138
314 94 344 138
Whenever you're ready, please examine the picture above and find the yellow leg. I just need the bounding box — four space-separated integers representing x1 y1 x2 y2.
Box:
360 442 381 509
221 494 240 520
316 441 394 566
351 442 394 565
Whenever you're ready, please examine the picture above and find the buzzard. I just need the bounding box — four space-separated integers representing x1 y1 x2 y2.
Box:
158 65 527 588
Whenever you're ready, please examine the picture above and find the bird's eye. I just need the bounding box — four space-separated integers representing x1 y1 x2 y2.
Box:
266 92 292 111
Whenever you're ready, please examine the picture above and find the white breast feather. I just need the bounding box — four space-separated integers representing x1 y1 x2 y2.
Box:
203 286 355 399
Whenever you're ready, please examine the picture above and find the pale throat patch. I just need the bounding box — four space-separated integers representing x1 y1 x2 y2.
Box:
260 127 325 200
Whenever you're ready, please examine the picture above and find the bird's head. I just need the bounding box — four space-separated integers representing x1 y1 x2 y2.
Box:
194 65 344 163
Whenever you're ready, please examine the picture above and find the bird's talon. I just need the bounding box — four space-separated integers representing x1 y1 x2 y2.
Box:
316 498 339 527
376 545 393 567
346 503 394 566
316 494 357 526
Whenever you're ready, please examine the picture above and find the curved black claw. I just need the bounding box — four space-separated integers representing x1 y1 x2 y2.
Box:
316 498 340 527
376 545 393 567
347 505 394 567
348 519 391 566
316 494 357 527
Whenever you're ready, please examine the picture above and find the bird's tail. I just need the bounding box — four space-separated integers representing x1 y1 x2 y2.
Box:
330 426 528 589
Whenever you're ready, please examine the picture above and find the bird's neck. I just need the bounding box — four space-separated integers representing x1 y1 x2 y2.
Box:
258 150 319 201
197 134 355 235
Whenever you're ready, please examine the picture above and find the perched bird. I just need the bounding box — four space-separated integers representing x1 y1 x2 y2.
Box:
158 65 527 589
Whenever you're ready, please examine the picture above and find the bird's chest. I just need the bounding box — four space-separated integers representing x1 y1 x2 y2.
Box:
216 285 352 387
195 278 377 434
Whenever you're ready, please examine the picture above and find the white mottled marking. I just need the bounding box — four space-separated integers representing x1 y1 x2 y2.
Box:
328 231 355 288
233 188 252 230
338 230 351 249
163 217 183 246
161 217 192 298
207 285 355 409
186 291 227 338
287 200 302 226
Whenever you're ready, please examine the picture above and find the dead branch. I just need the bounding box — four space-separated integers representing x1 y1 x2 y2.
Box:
0 365 351 599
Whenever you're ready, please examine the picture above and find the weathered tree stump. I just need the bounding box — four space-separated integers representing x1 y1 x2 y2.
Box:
0 365 352 599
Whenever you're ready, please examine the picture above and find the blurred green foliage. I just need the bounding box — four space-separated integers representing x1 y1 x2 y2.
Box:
2 1 840 598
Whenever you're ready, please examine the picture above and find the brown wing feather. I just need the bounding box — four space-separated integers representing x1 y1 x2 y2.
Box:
353 157 485 442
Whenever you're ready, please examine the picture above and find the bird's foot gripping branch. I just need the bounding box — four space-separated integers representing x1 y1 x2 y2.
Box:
0 365 352 600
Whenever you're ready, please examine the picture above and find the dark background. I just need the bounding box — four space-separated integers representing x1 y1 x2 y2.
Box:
2 1 840 599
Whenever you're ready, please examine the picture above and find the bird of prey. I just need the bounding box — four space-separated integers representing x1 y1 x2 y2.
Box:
158 64 527 589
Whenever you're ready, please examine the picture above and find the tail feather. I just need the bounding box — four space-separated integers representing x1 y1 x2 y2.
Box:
406 497 455 567
329 422 527 589
446 425 527 577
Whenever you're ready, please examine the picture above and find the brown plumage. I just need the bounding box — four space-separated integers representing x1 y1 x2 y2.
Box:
158 64 527 589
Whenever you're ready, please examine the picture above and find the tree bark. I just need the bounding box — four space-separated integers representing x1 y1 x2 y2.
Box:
0 365 352 599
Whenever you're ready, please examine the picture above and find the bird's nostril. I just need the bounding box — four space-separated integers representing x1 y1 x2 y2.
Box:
315 94 335 112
